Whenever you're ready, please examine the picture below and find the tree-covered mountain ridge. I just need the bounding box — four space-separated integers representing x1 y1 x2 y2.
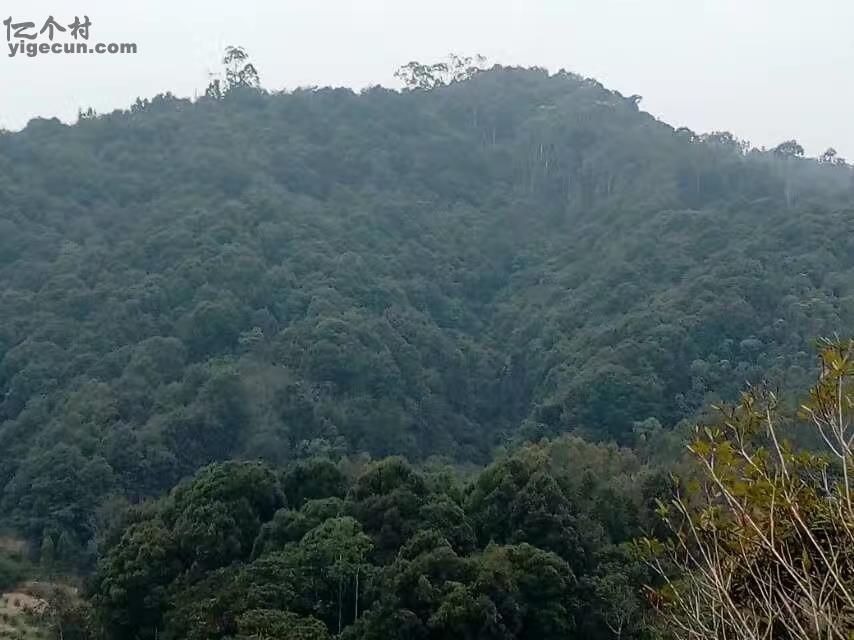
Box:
1 65 853 547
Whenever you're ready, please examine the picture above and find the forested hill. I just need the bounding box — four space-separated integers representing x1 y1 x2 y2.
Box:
1 66 853 550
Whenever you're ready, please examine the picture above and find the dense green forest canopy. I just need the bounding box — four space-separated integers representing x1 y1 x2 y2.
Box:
1 64 853 565
89 438 664 640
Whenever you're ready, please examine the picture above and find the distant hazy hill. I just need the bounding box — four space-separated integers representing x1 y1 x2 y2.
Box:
1 66 852 547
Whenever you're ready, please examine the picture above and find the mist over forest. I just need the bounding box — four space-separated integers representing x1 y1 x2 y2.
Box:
1 54 853 640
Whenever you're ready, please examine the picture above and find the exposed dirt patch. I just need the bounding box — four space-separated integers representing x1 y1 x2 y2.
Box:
0 587 50 639
0 536 28 556
2 590 48 614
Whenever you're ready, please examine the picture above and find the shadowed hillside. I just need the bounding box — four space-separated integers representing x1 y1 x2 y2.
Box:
1 66 853 559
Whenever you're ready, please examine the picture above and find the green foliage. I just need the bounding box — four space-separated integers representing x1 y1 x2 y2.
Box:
88 441 660 639
0 553 29 591
90 518 178 639
205 46 262 99
347 457 430 559
236 609 329 640
1 67 853 560
282 459 348 508
37 584 96 640
1 63 853 639
1 445 113 560
475 543 579 640
638 339 854 639
394 53 488 90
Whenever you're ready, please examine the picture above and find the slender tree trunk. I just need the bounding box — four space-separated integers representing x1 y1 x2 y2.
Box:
354 567 360 620
338 577 343 634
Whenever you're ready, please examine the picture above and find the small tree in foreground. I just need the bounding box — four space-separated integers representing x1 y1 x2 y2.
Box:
638 338 854 639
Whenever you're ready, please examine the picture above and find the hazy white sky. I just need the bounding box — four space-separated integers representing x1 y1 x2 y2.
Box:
1 0 852 157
